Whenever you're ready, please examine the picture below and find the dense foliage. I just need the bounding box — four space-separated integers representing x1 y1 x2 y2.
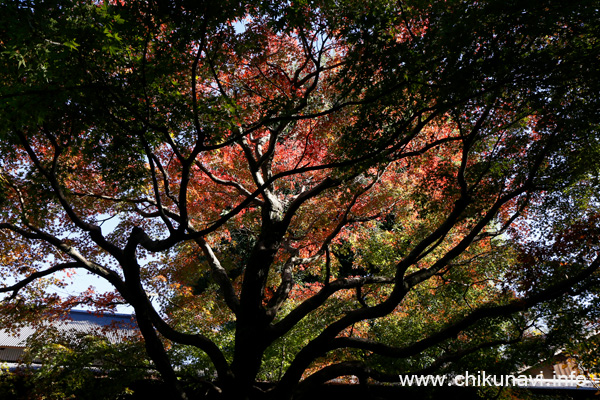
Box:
1 1 599 399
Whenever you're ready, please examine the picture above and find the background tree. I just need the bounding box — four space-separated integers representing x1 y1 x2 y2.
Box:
7 330 148 400
1 0 600 399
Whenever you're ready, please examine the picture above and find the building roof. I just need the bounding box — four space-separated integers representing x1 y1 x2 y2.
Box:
520 353 600 390
0 310 137 349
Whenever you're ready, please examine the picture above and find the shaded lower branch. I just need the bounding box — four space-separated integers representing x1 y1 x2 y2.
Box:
329 256 600 360
295 337 524 396
293 361 399 396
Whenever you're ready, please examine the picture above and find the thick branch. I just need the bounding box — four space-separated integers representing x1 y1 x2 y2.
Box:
196 161 261 203
0 262 80 300
270 275 394 337
266 173 383 319
142 138 176 234
0 222 126 292
196 238 240 314
15 131 122 257
265 256 296 320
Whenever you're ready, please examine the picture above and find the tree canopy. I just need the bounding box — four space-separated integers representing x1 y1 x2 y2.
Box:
1 0 600 399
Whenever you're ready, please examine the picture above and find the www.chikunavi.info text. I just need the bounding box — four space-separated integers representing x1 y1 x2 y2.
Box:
398 371 598 387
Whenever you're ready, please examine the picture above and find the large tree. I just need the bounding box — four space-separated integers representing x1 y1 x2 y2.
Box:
1 0 600 399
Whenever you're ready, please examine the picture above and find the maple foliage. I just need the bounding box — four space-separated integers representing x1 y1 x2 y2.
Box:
1 1 600 399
